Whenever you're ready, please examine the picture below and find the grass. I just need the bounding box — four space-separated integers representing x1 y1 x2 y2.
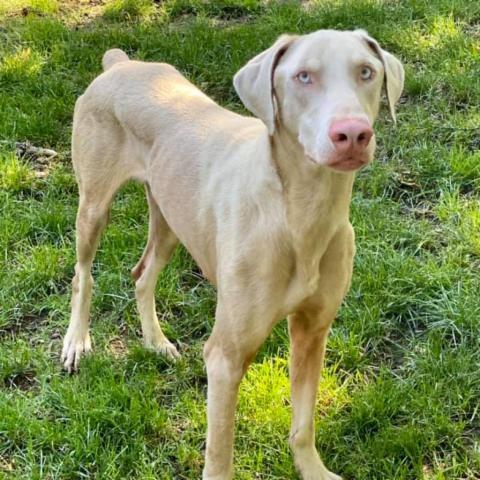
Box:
0 0 479 478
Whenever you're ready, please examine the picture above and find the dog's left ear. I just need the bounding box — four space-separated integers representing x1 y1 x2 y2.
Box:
355 30 405 122
233 34 297 135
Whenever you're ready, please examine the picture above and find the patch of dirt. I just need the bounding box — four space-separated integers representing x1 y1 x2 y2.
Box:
15 142 58 179
384 169 432 206
65 0 107 27
107 336 128 359
4 6 45 18
401 200 436 219
2 370 37 391
64 0 105 6
462 426 480 448
392 169 421 191
0 313 49 339
464 22 480 39
0 455 15 473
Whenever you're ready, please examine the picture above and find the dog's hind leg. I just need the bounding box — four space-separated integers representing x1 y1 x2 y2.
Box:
62 182 121 372
132 185 180 359
62 104 137 372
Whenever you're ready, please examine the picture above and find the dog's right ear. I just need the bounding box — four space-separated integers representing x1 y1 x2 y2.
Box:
233 35 297 135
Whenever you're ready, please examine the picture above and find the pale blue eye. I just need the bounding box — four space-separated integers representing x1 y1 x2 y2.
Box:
360 66 373 80
297 71 312 84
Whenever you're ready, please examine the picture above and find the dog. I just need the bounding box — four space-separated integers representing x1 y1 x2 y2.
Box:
61 29 404 479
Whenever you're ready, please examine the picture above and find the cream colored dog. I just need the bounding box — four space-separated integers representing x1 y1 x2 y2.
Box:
62 29 404 479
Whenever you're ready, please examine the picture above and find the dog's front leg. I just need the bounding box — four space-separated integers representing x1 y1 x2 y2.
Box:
287 224 354 479
202 302 271 480
202 340 241 480
288 311 342 480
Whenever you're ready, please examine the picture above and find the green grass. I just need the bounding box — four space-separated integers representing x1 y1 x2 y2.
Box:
1 0 480 478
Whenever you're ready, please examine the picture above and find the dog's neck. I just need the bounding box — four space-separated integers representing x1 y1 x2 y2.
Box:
270 125 355 223
270 125 355 282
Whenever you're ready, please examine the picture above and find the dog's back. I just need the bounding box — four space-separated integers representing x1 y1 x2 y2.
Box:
72 49 262 188
76 50 249 146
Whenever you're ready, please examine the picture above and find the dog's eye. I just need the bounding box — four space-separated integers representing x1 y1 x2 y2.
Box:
296 71 312 84
360 66 373 81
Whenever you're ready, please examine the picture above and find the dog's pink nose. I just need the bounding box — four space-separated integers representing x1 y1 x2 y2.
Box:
328 119 373 153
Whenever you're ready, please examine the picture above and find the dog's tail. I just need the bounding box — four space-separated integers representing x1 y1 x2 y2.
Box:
102 48 129 71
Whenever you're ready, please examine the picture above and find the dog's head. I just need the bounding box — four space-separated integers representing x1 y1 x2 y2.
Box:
234 29 404 172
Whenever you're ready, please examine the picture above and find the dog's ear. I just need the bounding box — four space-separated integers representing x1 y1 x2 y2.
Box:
233 35 297 135
355 30 405 122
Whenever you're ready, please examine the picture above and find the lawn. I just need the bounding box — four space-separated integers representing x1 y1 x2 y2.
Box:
0 0 479 478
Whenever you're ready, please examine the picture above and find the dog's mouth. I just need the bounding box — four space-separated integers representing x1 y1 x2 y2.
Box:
305 154 370 172
328 156 369 172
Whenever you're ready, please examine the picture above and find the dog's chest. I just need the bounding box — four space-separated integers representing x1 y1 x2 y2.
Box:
281 224 335 314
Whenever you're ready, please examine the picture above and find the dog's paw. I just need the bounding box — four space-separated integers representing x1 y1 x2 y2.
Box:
145 337 180 360
294 453 342 480
202 465 234 480
321 471 342 480
202 474 233 480
301 468 342 480
299 468 342 480
61 328 92 373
